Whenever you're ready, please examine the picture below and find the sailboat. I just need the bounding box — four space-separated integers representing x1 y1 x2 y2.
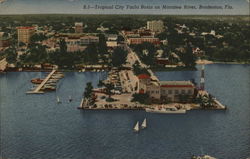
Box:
141 118 147 129
133 121 139 132
57 96 61 104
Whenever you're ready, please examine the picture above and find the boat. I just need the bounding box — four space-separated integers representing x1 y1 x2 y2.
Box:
133 121 139 132
31 78 44 84
57 96 61 103
191 155 217 159
69 96 72 102
145 107 186 114
141 118 147 129
41 86 56 91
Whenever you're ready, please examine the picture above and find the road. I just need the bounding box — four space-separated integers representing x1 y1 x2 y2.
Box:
122 35 159 82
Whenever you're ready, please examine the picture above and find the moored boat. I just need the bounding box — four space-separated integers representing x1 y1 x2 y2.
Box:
145 107 186 114
31 78 44 84
191 155 217 159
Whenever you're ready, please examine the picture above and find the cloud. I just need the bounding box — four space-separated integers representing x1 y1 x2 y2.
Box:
67 0 79 2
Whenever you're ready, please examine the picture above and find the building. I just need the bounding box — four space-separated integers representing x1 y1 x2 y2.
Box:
106 34 118 48
97 26 109 32
75 22 83 33
107 34 118 41
127 37 160 45
17 26 35 44
57 34 99 52
137 74 195 102
106 41 118 48
0 36 11 48
147 20 165 33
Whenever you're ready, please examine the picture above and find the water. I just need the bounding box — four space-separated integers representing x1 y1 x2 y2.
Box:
0 64 250 159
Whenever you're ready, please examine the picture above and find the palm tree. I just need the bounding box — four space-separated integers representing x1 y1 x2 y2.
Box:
207 94 214 107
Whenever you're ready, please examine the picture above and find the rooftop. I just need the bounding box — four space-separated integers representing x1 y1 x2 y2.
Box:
17 26 35 30
138 74 150 79
159 81 194 88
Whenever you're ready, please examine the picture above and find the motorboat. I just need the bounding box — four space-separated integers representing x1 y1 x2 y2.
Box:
31 78 44 84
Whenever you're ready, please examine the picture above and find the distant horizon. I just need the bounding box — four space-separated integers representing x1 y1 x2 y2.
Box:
0 0 249 15
0 13 249 16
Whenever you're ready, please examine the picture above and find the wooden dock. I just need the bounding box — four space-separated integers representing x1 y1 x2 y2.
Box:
26 69 57 94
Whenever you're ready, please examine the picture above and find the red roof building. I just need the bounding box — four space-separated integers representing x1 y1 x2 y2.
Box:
138 74 150 79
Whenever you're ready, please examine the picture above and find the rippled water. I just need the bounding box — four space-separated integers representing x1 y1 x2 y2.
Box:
0 64 250 159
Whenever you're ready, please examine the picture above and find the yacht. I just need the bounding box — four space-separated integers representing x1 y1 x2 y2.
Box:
145 107 186 114
191 155 217 159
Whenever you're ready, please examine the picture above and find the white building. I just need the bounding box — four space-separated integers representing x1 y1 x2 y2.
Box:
137 74 195 102
146 20 165 33
75 22 83 33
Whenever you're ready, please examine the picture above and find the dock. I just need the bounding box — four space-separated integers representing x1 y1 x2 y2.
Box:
26 69 57 94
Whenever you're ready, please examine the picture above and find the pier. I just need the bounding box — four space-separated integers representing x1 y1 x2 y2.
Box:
0 58 7 72
26 69 57 94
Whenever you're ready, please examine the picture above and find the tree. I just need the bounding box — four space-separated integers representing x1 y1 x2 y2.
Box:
105 83 114 98
84 82 93 99
133 42 156 66
30 33 47 43
59 39 67 53
83 44 99 64
98 34 108 54
180 43 196 68
132 61 150 76
5 47 17 64
131 93 150 105
111 47 128 67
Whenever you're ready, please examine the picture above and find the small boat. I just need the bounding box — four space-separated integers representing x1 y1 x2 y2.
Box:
31 78 44 84
133 121 139 132
57 96 61 104
141 118 146 129
191 155 217 159
145 107 186 114
69 96 72 102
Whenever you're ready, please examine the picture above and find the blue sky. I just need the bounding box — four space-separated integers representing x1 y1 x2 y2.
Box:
0 0 249 15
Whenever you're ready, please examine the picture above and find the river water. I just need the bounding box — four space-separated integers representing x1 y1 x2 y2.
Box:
0 64 250 159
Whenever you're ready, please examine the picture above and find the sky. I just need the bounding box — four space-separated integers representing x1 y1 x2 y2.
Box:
0 0 249 15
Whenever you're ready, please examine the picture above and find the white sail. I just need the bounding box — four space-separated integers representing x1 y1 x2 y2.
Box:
57 96 61 103
133 122 139 132
141 118 146 129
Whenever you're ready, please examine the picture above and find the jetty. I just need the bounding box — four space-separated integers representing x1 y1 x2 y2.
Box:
26 69 57 94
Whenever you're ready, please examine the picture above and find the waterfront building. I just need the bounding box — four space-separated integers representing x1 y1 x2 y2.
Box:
17 26 35 44
137 74 195 102
75 22 83 33
146 20 165 33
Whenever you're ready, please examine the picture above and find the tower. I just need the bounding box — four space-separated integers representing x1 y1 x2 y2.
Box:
200 65 205 90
